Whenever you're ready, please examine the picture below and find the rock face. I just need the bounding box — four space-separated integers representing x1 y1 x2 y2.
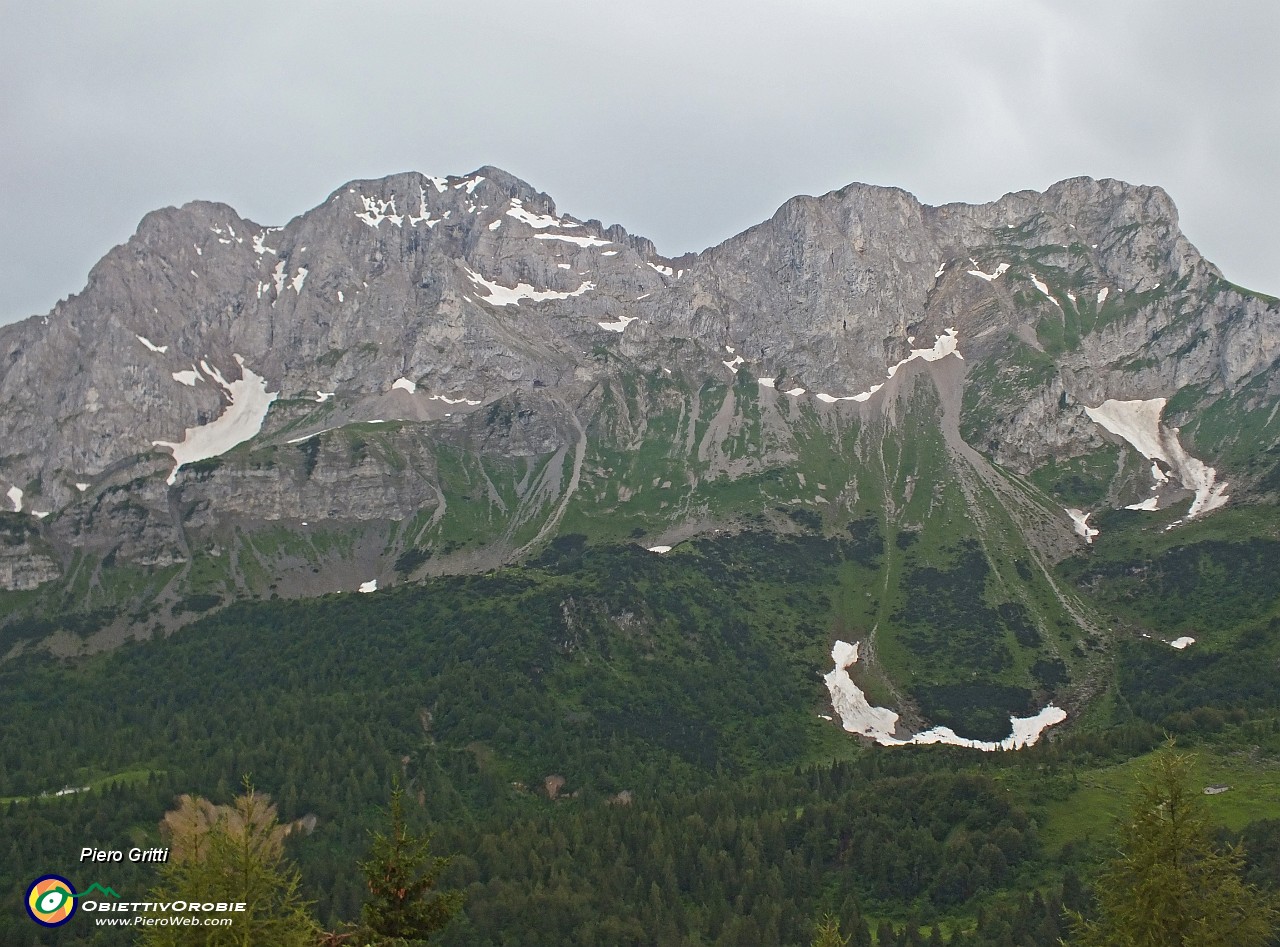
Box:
0 167 1278 595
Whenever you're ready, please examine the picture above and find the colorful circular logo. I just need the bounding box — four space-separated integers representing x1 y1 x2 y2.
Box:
25 875 78 927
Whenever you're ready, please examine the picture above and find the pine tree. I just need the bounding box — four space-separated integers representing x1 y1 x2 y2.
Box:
143 781 317 946
358 786 462 945
1068 748 1279 946
811 913 850 947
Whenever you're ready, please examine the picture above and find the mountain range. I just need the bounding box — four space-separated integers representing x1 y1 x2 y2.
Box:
3 166 1278 744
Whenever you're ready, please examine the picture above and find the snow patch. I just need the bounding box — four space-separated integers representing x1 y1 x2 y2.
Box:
534 233 612 248
600 250 618 257
647 545 672 554
290 267 308 294
598 315 638 333
504 197 580 230
6 485 22 512
757 377 777 389
722 355 745 374
824 641 901 741
172 368 201 387
428 394 482 407
1126 497 1161 512
355 195 402 228
286 428 334 445
825 641 1066 750
464 267 594 307
75 483 89 492
646 262 675 277
136 335 169 354
153 356 278 485
1096 287 1110 306
359 579 378 593
315 391 334 403
966 261 1009 282
1066 508 1099 543
1030 273 1060 306
252 232 276 256
883 328 963 382
406 185 441 228
784 387 807 397
488 219 501 231
391 377 417 394
1169 637 1196 650
1084 399 1229 518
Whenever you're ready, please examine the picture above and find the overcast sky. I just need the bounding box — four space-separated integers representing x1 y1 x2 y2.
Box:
2 1 1276 325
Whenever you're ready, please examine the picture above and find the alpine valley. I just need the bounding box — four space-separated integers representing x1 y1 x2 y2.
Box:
4 169 1280 946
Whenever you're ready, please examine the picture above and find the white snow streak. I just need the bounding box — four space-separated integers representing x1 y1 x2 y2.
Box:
172 368 201 387
966 261 1009 282
646 262 675 277
825 641 1066 750
534 233 612 248
1126 497 1161 512
391 377 417 393
315 391 335 403
464 267 594 306
722 355 745 374
1030 273 1060 306
286 428 334 445
883 328 963 382
504 197 581 230
290 268 308 294
784 387 807 397
136 335 169 354
1097 287 1110 306
153 356 278 485
252 232 276 256
1084 398 1229 518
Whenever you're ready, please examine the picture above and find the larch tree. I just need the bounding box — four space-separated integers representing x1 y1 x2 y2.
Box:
1068 748 1278 947
143 780 317 947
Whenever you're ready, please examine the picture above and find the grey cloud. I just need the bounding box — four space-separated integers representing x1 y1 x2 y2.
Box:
2 0 1276 325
